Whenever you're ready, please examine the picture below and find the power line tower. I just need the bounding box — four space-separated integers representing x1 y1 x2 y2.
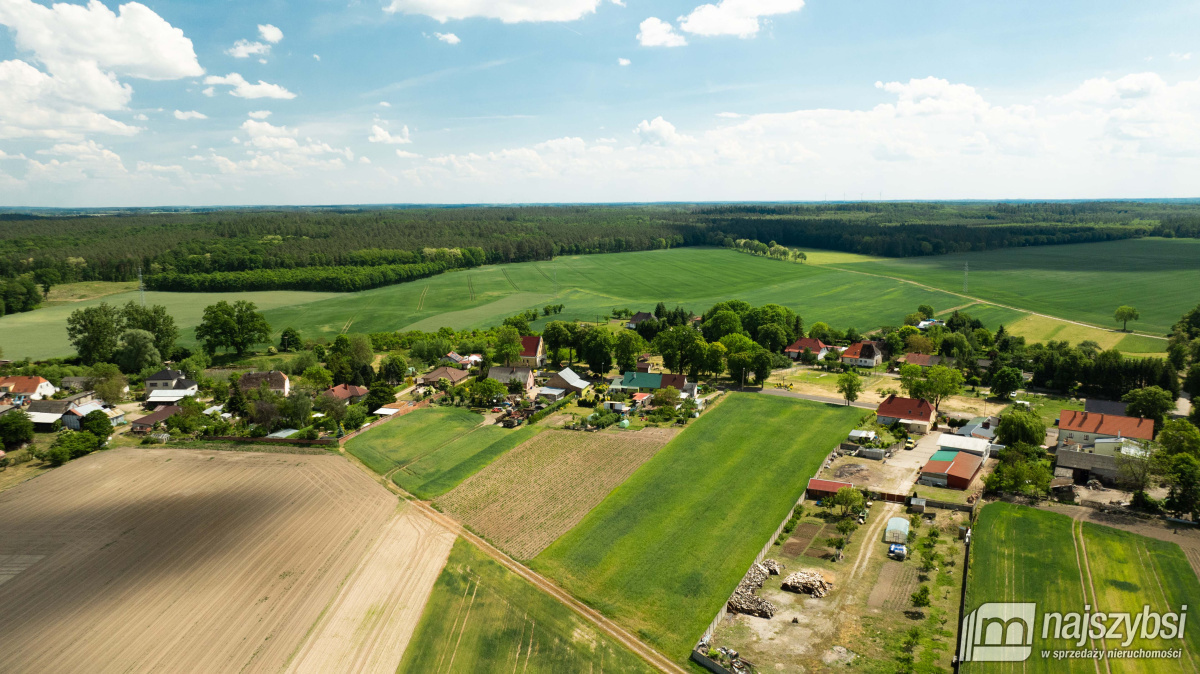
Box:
963 262 969 293
138 266 145 306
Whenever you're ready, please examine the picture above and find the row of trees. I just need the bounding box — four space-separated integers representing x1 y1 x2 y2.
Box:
146 260 449 293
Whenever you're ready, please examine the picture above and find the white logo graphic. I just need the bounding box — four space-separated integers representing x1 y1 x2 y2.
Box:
960 603 1037 662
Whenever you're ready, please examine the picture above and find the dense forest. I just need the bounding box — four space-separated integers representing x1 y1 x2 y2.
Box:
1 201 1197 298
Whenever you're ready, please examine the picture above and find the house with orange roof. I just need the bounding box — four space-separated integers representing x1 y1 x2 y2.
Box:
0 376 58 404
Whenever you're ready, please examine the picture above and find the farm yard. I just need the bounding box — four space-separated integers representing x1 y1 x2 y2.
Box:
964 503 1200 674
435 427 674 560
531 394 862 661
397 538 658 673
713 504 970 672
345 407 541 500
0 446 453 674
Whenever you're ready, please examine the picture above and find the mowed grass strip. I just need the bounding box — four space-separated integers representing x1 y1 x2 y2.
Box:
964 503 1200 674
531 394 861 660
396 424 542 500
398 538 658 674
436 429 671 560
345 407 483 475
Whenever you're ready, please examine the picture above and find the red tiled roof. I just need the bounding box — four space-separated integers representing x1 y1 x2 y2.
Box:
921 460 953 475
0 376 50 394
1059 411 1154 441
785 338 830 353
327 383 368 400
947 452 984 480
807 478 855 493
876 394 934 421
520 335 542 358
841 342 879 360
904 353 942 367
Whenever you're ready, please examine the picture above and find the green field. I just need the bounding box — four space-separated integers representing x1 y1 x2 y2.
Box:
531 394 862 660
964 503 1200 673
398 537 657 674
345 407 541 499
825 238 1200 336
0 248 967 360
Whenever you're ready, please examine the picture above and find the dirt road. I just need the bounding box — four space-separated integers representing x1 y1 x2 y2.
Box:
1035 501 1200 576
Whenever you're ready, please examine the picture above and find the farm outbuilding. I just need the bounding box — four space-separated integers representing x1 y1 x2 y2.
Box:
806 478 854 500
884 517 910 543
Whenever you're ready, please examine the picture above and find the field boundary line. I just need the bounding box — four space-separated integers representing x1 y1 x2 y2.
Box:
813 262 1168 341
345 461 688 674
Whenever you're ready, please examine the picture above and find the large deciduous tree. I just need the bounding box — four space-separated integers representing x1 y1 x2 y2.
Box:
1122 386 1176 429
578 327 616 375
1114 305 1140 332
194 300 271 356
995 407 1047 447
66 302 124 365
115 329 162 374
493 326 523 367
121 302 179 358
613 331 648 374
989 367 1023 400
837 371 863 406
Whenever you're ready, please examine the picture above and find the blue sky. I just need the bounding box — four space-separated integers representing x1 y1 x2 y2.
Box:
1 0 1198 205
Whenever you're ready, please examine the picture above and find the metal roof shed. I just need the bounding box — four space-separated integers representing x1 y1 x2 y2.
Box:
884 517 910 544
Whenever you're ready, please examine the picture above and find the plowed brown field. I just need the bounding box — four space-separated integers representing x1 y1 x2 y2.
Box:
436 428 673 559
0 447 447 674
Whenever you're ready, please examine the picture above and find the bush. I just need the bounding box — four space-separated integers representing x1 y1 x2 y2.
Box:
1132 490 1164 514
298 427 320 440
528 394 575 425
344 404 367 431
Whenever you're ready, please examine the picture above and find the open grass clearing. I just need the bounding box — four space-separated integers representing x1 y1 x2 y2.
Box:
1005 313 1166 353
398 537 657 673
0 446 411 674
345 407 536 500
436 428 673 560
531 394 861 661
963 503 1200 674
42 280 139 304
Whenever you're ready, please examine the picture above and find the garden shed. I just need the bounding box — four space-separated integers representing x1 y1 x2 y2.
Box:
884 517 910 544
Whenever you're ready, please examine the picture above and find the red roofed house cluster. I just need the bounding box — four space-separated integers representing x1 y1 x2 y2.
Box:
875 394 936 434
1056 410 1155 448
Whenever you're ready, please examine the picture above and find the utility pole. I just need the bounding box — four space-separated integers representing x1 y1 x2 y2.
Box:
138 266 145 307
963 262 969 293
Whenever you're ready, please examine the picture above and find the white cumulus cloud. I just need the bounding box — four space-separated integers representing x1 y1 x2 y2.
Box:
204 73 296 99
618 57 631 66
436 32 461 44
384 0 605 23
635 116 690 145
258 24 283 43
0 0 202 139
637 18 687 47
369 124 412 144
173 109 206 120
227 40 270 58
248 110 272 119
396 149 422 158
679 0 804 38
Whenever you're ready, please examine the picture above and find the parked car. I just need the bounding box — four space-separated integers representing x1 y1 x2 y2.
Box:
905 438 915 450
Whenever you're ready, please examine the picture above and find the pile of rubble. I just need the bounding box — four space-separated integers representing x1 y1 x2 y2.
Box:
727 560 782 618
781 570 834 598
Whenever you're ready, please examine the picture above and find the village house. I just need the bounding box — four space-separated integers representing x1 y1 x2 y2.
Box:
487 366 535 392
936 432 1001 458
63 401 126 430
1056 410 1154 449
416 366 471 387
784 337 833 361
875 394 936 433
956 415 1000 441
806 478 856 500
0 376 58 404
325 383 369 404
840 341 884 368
519 336 545 368
443 352 483 369
902 353 944 369
145 376 198 406
130 405 181 433
609 371 697 398
546 367 591 396
144 369 187 390
626 311 655 329
238 371 290 396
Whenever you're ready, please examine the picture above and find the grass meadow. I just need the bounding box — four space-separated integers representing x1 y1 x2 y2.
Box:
964 503 1200 674
825 238 1200 336
398 537 657 674
344 407 540 500
530 393 862 661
